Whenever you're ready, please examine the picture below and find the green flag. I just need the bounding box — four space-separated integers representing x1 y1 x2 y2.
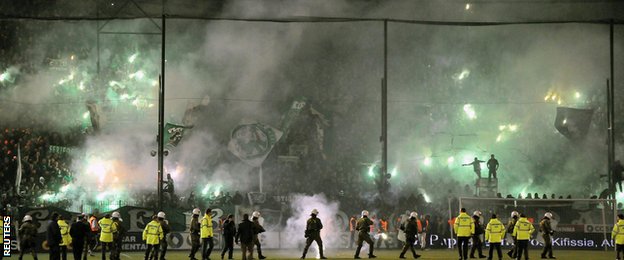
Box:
164 123 192 147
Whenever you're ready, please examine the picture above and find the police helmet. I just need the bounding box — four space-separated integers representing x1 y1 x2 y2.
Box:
192 208 201 215
511 211 519 217
361 210 369 217
311 209 319 215
409 212 418 218
544 212 553 219
252 211 261 218
112 212 121 219
157 211 166 219
23 215 32 222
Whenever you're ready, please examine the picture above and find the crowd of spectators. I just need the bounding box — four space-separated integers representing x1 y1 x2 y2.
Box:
0 127 83 210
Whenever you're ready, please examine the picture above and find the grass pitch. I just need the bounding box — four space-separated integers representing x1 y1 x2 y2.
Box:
8 248 618 260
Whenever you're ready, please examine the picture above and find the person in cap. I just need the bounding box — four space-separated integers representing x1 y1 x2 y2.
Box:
485 214 506 260
453 208 474 260
251 211 267 259
201 208 215 260
221 214 236 259
19 214 38 260
111 212 126 260
235 214 255 260
354 210 376 259
512 213 535 260
301 209 327 259
98 213 117 260
470 211 486 259
539 212 556 259
70 214 90 260
189 208 201 260
506 211 519 258
399 212 421 259
612 214 624 260
57 215 71 260
143 215 164 260
157 212 170 260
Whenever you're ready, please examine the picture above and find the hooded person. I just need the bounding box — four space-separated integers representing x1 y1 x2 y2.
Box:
301 209 327 259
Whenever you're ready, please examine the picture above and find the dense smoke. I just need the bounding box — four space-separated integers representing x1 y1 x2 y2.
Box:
0 0 623 212
283 194 342 251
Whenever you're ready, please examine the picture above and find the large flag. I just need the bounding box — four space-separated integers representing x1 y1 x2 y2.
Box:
164 122 192 148
15 143 22 192
228 120 283 167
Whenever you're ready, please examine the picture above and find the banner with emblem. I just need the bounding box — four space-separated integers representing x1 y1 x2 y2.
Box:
228 120 283 167
164 122 192 148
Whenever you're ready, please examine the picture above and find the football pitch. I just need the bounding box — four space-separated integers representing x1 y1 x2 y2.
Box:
7 249 619 260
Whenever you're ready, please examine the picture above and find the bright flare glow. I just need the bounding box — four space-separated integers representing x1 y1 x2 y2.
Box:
70 55 75 60
82 112 90 119
557 99 562 105
120 94 129 100
381 233 388 239
0 71 8 82
496 134 502 142
60 184 70 193
575 92 581 99
465 3 471 10
562 119 567 125
508 124 518 132
463 104 477 119
422 193 431 203
202 184 210 195
129 70 145 80
458 69 470 80
423 157 432 166
367 165 375 177
79 81 85 90
447 156 455 164
128 53 139 63
152 80 158 87
499 125 506 131
391 167 398 177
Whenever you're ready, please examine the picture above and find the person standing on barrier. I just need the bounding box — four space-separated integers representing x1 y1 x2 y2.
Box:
470 211 486 259
398 212 421 259
221 214 236 260
189 208 201 260
485 214 505 260
512 213 534 260
539 212 556 259
454 208 474 260
506 211 519 259
301 209 327 259
354 210 376 259
612 214 624 260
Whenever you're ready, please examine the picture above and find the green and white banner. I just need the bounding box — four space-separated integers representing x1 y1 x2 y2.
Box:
228 121 283 167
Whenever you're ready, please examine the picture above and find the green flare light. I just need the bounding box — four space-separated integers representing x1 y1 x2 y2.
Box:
128 53 139 63
0 71 8 82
